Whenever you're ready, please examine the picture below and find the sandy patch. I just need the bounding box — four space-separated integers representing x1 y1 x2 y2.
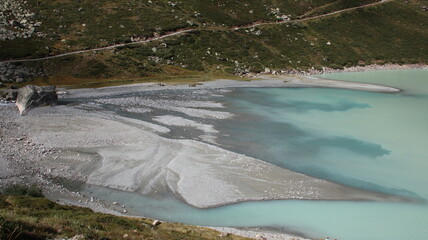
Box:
153 115 219 134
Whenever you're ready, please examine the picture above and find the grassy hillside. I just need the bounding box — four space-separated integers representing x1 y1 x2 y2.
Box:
0 0 360 58
0 0 427 87
0 194 253 240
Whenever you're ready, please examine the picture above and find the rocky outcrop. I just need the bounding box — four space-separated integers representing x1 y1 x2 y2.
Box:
0 0 44 40
16 85 57 115
0 63 37 83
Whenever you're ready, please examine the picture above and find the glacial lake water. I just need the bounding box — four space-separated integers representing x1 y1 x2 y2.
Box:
84 69 428 240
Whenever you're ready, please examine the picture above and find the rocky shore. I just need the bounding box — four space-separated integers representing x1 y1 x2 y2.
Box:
235 63 428 78
211 227 310 240
304 63 428 75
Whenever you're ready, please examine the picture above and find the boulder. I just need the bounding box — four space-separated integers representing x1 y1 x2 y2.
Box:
16 85 58 115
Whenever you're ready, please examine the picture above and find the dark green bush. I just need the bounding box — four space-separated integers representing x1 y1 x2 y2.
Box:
0 185 44 198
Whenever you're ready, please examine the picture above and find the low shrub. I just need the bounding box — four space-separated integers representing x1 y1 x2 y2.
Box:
0 185 44 198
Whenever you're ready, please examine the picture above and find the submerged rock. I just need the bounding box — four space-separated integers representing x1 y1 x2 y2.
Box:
16 85 58 115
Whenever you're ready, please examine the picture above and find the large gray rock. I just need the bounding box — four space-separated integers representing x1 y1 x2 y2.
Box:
16 85 58 115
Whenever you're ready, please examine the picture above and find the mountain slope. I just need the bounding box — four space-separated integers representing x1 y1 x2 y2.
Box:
0 0 427 87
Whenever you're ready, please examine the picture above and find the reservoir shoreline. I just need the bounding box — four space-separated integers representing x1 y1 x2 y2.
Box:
0 73 416 240
67 74 401 100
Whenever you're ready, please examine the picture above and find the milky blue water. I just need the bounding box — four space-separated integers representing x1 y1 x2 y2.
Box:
85 69 428 240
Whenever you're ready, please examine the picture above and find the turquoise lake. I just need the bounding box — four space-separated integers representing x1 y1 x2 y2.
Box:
85 69 428 240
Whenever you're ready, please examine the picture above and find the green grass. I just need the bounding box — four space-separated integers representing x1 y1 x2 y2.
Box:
0 194 254 240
